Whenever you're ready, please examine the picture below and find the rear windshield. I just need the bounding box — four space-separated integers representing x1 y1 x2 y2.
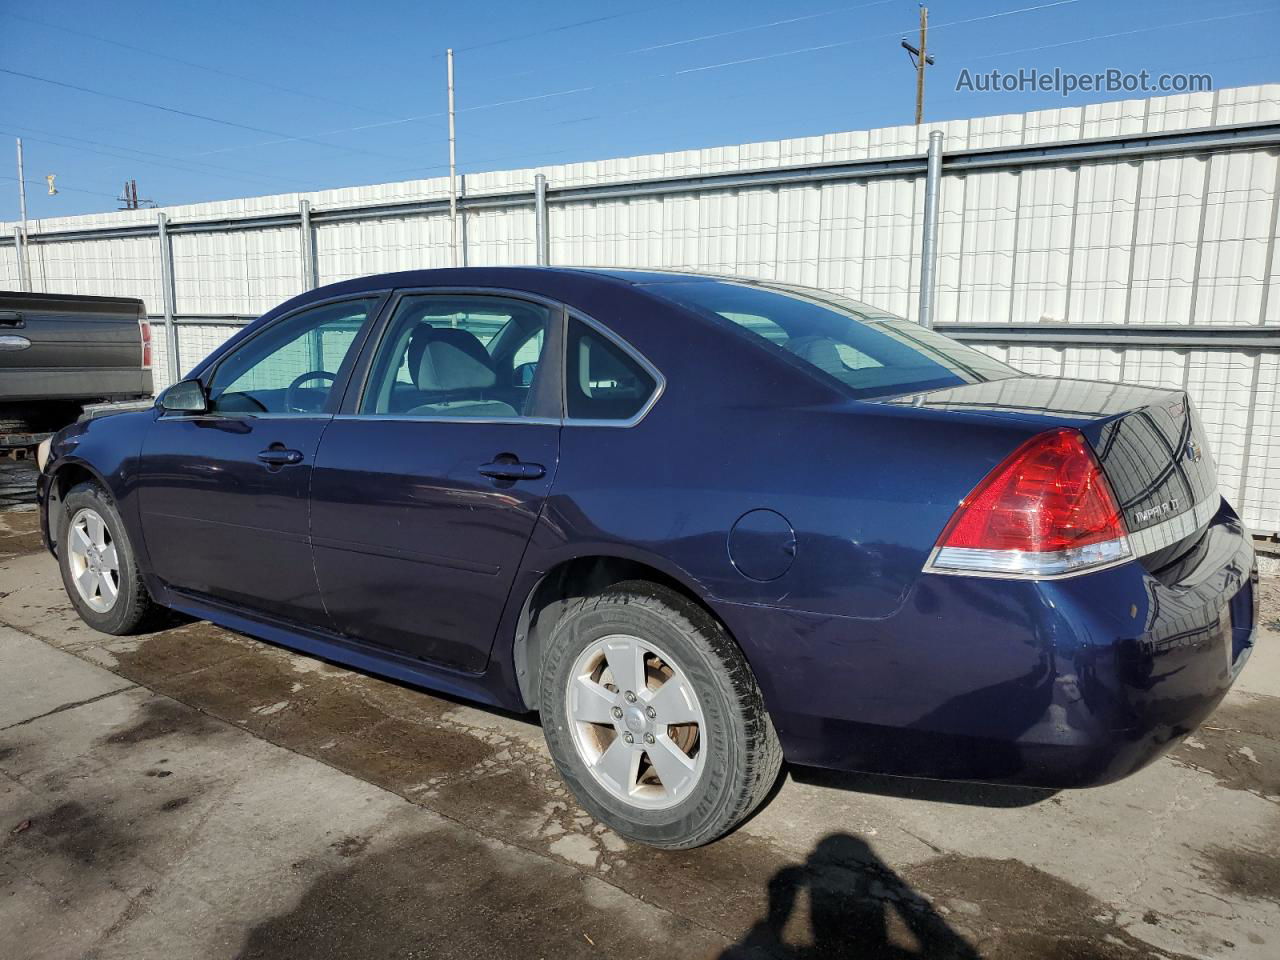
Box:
650 280 1019 400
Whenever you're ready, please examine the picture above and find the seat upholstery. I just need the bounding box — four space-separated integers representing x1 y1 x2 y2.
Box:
783 335 847 378
405 325 517 418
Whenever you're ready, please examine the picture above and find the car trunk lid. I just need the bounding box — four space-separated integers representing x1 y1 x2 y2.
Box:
884 376 1220 567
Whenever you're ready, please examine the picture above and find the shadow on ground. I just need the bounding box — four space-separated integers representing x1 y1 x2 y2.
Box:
720 833 981 959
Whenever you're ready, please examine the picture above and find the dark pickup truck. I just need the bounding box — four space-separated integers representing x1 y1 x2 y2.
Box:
1 291 154 454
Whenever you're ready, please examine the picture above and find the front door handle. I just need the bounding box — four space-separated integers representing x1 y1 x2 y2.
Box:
478 460 546 481
257 447 304 466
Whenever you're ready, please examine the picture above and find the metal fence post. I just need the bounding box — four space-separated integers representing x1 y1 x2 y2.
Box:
157 212 180 386
14 137 31 291
918 130 944 328
534 173 549 266
299 199 316 290
13 227 28 292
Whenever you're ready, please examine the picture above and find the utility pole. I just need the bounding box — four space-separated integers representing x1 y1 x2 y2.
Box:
15 138 30 291
901 5 935 125
447 47 458 268
116 180 154 210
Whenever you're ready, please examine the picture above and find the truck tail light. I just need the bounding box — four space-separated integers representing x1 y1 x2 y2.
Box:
139 318 152 369
926 428 1131 578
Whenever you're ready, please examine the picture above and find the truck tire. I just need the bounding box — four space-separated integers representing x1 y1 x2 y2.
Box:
539 580 783 848
57 481 163 634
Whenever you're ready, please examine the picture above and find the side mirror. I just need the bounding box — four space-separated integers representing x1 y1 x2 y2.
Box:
513 361 537 388
159 379 208 414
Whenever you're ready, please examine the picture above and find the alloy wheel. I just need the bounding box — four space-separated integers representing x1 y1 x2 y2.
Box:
565 633 706 810
66 507 120 613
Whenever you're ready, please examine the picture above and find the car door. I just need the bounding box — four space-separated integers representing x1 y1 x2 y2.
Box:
309 291 562 673
137 295 384 623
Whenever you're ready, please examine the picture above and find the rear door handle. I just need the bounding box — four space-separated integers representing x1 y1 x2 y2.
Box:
257 447 304 466
478 460 545 481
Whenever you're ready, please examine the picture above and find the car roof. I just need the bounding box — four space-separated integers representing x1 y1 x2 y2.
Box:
279 266 898 325
287 266 726 306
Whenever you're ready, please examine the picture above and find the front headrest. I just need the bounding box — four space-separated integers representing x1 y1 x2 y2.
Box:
783 335 846 377
407 325 497 391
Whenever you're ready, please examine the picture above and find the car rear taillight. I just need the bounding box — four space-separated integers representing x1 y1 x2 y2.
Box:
138 318 152 369
927 428 1132 578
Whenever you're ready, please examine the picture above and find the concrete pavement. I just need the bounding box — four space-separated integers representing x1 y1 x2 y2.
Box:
2 495 1279 959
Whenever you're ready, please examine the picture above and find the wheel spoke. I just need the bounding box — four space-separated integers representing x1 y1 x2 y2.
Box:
87 513 106 548
593 735 641 794
99 571 119 602
602 636 645 696
99 543 118 572
647 734 697 798
76 567 99 598
571 675 619 725
644 676 701 725
73 524 94 553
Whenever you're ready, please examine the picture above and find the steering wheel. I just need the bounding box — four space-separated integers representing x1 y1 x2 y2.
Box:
285 370 336 413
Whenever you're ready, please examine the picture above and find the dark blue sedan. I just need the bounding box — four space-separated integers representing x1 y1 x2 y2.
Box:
37 268 1257 848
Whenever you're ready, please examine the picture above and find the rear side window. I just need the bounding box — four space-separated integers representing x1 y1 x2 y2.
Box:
361 295 554 419
566 319 657 422
650 281 1018 400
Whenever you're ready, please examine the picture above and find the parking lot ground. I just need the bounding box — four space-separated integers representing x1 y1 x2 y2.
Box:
2 472 1279 959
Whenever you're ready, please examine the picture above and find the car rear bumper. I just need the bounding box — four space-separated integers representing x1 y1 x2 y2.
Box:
714 500 1257 789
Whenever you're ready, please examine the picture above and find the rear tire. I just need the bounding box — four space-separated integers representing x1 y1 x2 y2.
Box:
58 481 162 635
540 580 782 848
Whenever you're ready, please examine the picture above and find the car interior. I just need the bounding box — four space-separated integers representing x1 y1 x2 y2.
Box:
366 298 548 418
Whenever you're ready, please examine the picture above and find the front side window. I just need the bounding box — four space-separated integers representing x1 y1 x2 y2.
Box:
361 295 554 419
650 281 1019 401
207 298 378 414
566 318 658 421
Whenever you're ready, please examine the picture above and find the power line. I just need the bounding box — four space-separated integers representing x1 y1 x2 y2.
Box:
148 0 1095 162
675 0 1083 76
0 67 423 165
0 0 1092 172
0 12 399 118
628 0 896 55
448 3 680 54
0 125 325 193
969 8 1274 61
10 0 1271 216
1 174 119 202
189 85 601 159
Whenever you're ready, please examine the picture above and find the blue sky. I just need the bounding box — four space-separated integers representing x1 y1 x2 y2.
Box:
2 0 1277 220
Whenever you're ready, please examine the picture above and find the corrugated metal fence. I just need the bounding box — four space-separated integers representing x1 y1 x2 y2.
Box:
3 85 1279 533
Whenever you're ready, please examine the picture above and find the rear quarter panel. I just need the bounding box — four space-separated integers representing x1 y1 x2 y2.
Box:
522 283 1050 621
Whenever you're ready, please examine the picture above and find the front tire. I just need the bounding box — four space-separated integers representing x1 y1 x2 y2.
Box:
58 481 161 635
540 580 782 848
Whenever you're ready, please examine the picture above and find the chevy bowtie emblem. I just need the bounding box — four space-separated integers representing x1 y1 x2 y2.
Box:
1184 439 1203 463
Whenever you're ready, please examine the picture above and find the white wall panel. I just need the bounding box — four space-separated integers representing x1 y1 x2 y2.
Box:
954 170 1019 323
1068 162 1140 324
1129 155 1207 325
1010 166 1076 323
1242 352 1280 533
816 182 867 298
1194 149 1278 326
1186 351 1258 507
6 84 1279 532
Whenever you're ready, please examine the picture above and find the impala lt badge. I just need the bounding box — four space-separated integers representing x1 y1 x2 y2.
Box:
1134 498 1181 524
